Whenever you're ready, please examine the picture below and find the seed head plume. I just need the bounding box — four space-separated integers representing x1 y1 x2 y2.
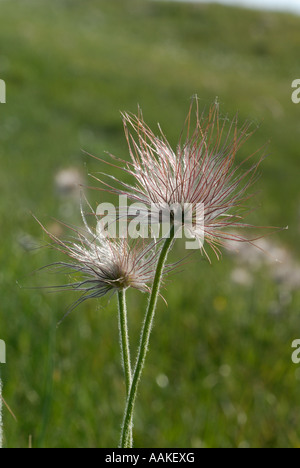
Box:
35 205 162 319
90 98 279 261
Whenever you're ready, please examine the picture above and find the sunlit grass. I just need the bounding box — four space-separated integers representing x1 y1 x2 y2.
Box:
0 0 299 448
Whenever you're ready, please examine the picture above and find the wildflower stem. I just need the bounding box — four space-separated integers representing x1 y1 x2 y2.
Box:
118 289 132 392
120 225 175 448
117 289 133 447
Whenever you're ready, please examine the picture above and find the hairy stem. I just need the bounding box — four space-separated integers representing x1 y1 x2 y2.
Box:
120 226 175 448
117 289 132 447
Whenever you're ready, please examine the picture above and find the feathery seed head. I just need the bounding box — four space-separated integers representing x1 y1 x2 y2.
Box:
37 216 160 311
94 98 270 260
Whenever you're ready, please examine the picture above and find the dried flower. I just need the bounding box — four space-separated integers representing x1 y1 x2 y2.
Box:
92 99 271 261
36 213 161 313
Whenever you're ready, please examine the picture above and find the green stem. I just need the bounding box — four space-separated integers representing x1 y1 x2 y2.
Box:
117 289 132 447
120 225 175 448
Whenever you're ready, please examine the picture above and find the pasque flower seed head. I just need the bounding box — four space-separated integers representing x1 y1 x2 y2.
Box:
93 98 272 261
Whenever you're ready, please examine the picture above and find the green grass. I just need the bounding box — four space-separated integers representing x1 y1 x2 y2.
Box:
0 0 300 448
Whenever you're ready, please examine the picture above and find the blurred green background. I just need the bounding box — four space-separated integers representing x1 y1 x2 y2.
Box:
1 0 300 448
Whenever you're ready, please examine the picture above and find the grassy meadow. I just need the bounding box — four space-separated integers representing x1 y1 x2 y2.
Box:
0 0 300 448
